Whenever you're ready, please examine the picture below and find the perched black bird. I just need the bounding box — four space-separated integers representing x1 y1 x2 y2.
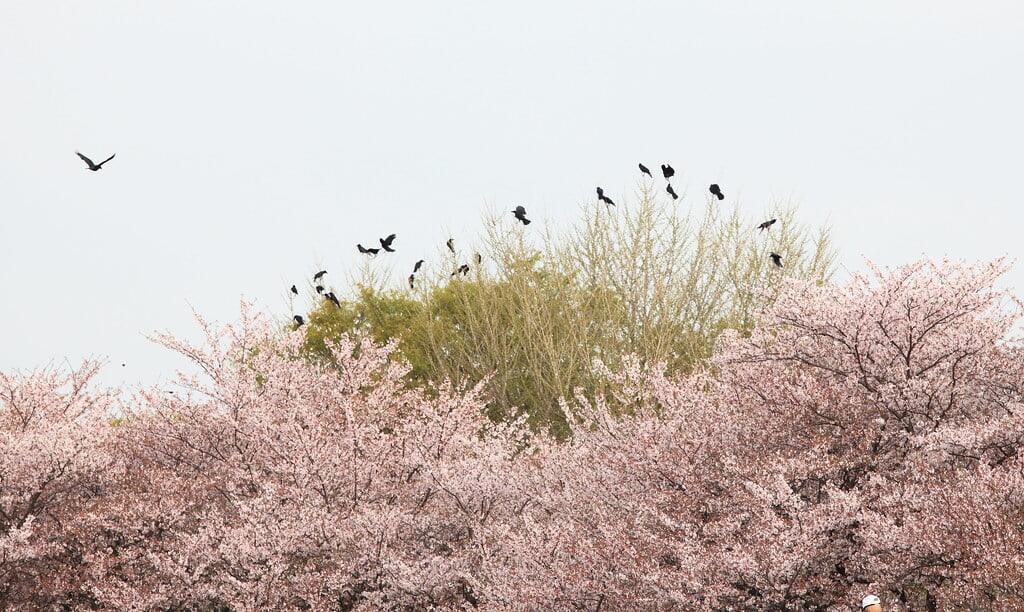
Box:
666 184 679 200
601 195 616 206
413 259 424 273
315 285 324 294
293 315 305 326
290 285 298 295
446 238 455 254
639 163 652 177
326 292 341 306
758 218 778 232
408 274 415 289
512 205 531 225
661 164 675 180
709 184 724 201
453 264 470 277
313 270 327 281
475 253 482 265
596 186 605 200
380 234 397 252
357 244 380 256
770 252 784 268
76 151 115 171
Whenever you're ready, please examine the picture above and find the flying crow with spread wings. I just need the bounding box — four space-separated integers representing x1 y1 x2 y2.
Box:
380 234 396 252
76 151 116 171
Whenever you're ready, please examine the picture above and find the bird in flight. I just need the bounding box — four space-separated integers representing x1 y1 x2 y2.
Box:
408 274 415 289
413 259 424 273
770 252 783 268
293 315 305 326
709 184 724 201
357 244 380 256
76 151 115 171
379 234 397 252
313 270 327 281
758 219 777 232
661 164 675 180
666 184 679 200
512 205 531 225
290 285 298 295
446 238 455 254
639 163 652 177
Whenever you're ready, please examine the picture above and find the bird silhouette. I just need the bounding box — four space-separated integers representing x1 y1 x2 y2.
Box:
413 259 424 273
357 244 380 256
661 164 675 180
709 184 724 201
596 186 605 200
76 151 115 171
446 238 455 254
666 184 679 200
326 292 341 307
380 234 397 252
475 253 482 265
408 274 415 289
313 270 327 281
315 285 324 294
770 252 783 268
512 205 531 225
453 264 470 277
293 315 305 326
290 285 298 295
758 219 777 232
639 163 652 177
601 195 616 206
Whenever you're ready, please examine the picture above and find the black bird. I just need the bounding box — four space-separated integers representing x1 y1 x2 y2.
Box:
639 163 652 177
76 151 115 171
475 253 482 265
293 315 305 326
413 259 424 273
313 270 327 281
446 238 455 254
601 195 616 206
453 264 470 276
666 184 679 200
758 218 777 232
326 292 341 307
709 184 724 201
315 285 324 294
357 244 380 256
380 234 397 252
770 252 784 268
290 285 298 295
512 205 531 225
661 164 675 180
408 274 415 289
596 186 605 200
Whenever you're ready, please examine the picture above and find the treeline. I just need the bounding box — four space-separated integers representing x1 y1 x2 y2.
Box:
295 186 836 434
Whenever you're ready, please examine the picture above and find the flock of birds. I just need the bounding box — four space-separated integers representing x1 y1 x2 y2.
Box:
74 151 783 329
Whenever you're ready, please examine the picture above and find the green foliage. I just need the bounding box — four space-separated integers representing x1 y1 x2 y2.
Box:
293 186 837 436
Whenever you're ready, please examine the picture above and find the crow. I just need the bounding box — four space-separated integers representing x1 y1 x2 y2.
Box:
290 285 298 295
357 244 380 256
76 151 115 171
294 315 305 326
513 205 531 225
380 234 397 252
413 259 424 273
446 238 455 254
453 264 470 276
639 163 652 177
596 186 605 200
475 253 482 265
758 218 777 232
770 252 783 268
326 292 341 306
709 184 724 201
666 184 679 200
408 274 415 289
661 164 675 180
601 195 616 206
315 285 324 294
314 270 327 281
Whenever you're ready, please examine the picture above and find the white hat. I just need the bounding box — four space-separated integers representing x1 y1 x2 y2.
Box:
862 594 881 608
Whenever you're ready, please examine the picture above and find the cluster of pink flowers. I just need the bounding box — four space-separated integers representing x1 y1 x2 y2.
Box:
2 258 1022 610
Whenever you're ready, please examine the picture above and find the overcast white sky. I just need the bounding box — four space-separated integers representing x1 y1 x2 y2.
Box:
2 1 1022 389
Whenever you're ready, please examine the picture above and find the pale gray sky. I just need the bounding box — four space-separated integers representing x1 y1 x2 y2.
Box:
2 1 1022 388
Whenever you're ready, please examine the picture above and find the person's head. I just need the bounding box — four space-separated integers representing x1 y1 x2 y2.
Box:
861 594 882 612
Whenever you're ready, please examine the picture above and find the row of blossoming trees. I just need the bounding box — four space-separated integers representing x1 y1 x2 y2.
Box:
2 258 1023 610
